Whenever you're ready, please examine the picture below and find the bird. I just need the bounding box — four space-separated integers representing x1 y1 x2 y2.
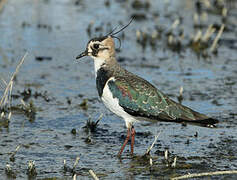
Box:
76 21 219 156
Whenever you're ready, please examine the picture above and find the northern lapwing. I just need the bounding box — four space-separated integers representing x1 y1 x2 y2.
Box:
76 21 218 156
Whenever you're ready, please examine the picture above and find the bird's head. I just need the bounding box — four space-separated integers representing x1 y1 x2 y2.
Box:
76 19 133 61
76 36 115 60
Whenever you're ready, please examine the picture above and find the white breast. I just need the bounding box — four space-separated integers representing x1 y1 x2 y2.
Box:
101 77 137 128
93 57 106 77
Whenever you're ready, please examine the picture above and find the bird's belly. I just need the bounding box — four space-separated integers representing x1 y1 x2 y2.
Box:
101 82 137 126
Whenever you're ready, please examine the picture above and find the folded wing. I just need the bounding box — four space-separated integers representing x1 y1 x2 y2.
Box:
107 75 218 126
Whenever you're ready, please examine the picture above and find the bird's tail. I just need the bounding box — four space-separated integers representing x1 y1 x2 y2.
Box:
160 98 220 127
186 110 219 126
176 106 219 127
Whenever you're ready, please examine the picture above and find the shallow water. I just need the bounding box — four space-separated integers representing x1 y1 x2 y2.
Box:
0 0 237 179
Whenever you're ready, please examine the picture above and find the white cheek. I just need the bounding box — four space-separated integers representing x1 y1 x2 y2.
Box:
93 58 106 77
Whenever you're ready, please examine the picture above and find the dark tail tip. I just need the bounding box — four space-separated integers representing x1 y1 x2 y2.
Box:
193 117 219 128
191 110 219 127
204 118 219 125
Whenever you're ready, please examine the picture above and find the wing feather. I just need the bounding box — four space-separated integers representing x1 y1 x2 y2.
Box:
107 75 218 125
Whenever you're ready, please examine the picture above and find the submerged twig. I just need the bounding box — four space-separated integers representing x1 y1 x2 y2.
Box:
27 160 37 177
5 163 16 178
19 99 36 121
171 170 237 180
0 111 10 127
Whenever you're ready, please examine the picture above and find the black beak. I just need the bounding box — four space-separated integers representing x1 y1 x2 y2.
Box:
76 50 88 59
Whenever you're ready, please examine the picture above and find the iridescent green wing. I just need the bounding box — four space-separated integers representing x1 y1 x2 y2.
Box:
107 75 213 123
107 75 176 121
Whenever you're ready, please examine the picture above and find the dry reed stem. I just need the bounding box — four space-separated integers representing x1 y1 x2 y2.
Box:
95 113 103 126
193 30 202 42
193 13 199 24
171 19 180 30
210 24 225 52
73 157 80 169
200 0 211 8
222 7 227 17
89 169 99 180
171 156 177 167
146 131 161 155
202 25 216 42
149 157 153 166
164 149 168 160
0 53 28 109
179 86 183 96
8 111 11 119
21 99 27 107
171 170 237 180
11 145 21 156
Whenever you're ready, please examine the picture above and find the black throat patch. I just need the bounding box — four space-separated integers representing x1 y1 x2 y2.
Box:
96 67 111 97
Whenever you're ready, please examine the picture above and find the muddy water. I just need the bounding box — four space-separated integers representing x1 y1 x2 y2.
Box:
0 0 237 179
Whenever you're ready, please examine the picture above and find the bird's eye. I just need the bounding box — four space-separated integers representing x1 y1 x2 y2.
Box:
93 44 100 49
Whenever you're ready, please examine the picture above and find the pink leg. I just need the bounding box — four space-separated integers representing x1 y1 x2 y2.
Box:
130 126 135 155
118 128 131 156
